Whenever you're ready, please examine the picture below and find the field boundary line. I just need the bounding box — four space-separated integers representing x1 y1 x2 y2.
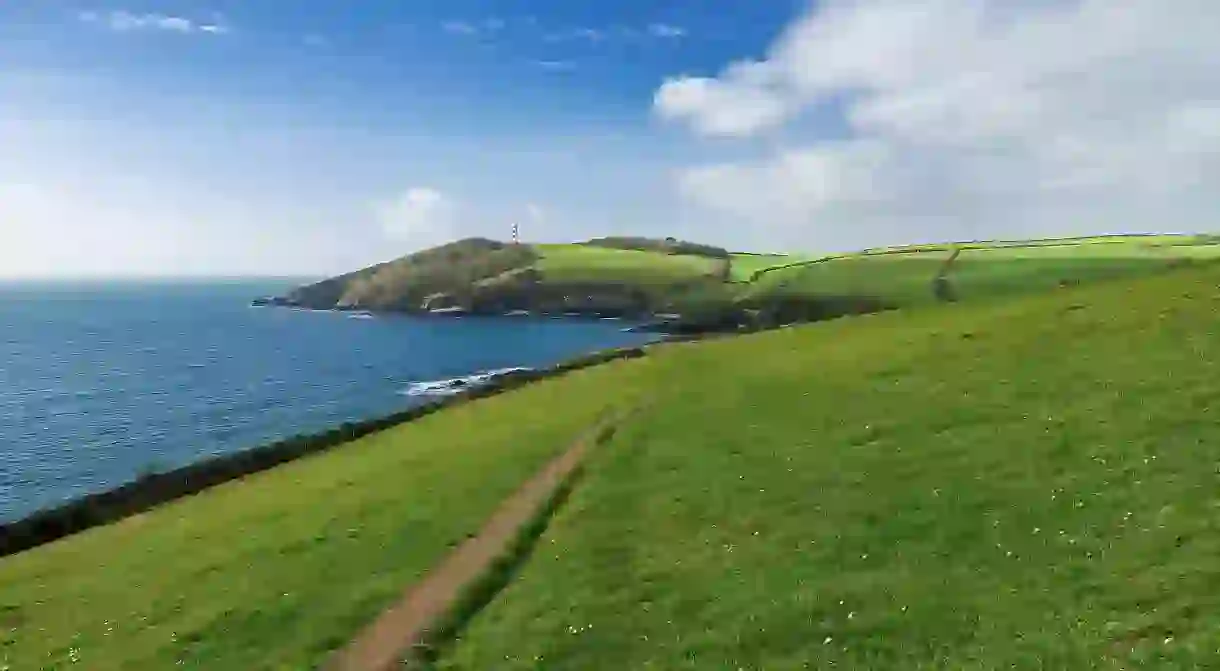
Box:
324 410 629 671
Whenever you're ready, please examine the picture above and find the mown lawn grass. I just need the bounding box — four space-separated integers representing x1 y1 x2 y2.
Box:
0 360 656 670
532 245 723 285
439 264 1220 670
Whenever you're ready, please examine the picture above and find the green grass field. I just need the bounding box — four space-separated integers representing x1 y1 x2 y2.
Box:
748 251 952 306
739 236 1220 308
727 254 811 282
0 363 654 670
439 264 1220 670
532 244 724 285
7 233 1220 669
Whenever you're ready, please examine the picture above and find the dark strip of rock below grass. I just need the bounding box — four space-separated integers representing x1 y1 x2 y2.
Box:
0 346 649 558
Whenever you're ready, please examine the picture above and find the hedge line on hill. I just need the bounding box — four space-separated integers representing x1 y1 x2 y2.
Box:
0 346 649 558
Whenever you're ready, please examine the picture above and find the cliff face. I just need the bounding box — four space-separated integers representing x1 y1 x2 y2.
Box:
268 237 738 317
259 236 892 329
280 238 536 312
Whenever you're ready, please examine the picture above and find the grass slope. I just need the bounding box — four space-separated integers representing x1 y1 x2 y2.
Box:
727 254 810 282
752 238 1220 308
440 264 1220 670
751 251 954 305
532 244 724 285
0 363 654 670
280 234 1220 320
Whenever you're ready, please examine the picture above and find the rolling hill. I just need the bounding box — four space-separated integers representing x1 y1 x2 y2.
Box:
259 234 1220 333
7 258 1220 668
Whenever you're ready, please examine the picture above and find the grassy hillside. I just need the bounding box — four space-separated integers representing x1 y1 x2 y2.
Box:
750 236 1220 310
270 234 1220 328
439 263 1220 670
533 244 725 285
0 363 655 670
728 253 813 282
8 261 1220 668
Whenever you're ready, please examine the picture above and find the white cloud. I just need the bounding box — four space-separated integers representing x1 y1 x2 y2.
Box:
535 60 577 72
658 0 1220 248
78 10 227 35
546 27 604 43
648 23 687 39
576 28 604 42
375 188 458 248
442 21 479 36
655 63 791 137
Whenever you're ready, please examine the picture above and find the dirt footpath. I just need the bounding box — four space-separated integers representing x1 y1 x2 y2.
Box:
325 427 602 671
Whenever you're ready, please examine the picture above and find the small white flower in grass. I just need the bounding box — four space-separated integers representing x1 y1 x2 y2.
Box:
823 636 833 644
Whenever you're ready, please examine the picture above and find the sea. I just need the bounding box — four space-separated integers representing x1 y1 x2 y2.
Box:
0 279 655 522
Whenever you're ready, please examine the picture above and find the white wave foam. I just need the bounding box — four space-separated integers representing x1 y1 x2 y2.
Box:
399 366 533 398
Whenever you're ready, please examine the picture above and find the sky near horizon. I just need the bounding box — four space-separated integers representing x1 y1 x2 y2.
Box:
2 1 1218 278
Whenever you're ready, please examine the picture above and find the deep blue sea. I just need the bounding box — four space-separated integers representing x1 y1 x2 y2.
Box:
0 280 654 522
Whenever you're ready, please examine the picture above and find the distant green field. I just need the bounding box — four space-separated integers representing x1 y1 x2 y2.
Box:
532 245 724 285
961 242 1220 259
738 236 1220 308
750 251 952 305
0 363 654 671
10 232 1220 670
727 254 811 282
440 265 1220 669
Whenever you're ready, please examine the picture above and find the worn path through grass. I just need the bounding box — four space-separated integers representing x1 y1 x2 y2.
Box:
326 416 623 671
0 360 657 670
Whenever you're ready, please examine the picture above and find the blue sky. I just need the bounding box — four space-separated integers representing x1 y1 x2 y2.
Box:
2 1 1217 277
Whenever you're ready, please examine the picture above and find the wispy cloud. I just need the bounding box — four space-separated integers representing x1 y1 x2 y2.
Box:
438 16 689 46
544 27 605 44
441 20 479 36
648 23 687 39
534 60 577 73
574 28 604 42
78 10 228 35
376 187 457 248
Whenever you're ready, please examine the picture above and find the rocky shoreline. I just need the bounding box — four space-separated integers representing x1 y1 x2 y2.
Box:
251 295 696 333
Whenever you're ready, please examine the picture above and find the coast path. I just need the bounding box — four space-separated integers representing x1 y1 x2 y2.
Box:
324 417 615 671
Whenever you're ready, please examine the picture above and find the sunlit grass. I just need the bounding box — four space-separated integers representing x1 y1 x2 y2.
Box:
0 361 655 670
532 245 723 285
727 254 813 282
441 264 1220 669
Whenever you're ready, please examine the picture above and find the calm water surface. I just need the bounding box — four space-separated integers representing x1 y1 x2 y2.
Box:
0 280 654 521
